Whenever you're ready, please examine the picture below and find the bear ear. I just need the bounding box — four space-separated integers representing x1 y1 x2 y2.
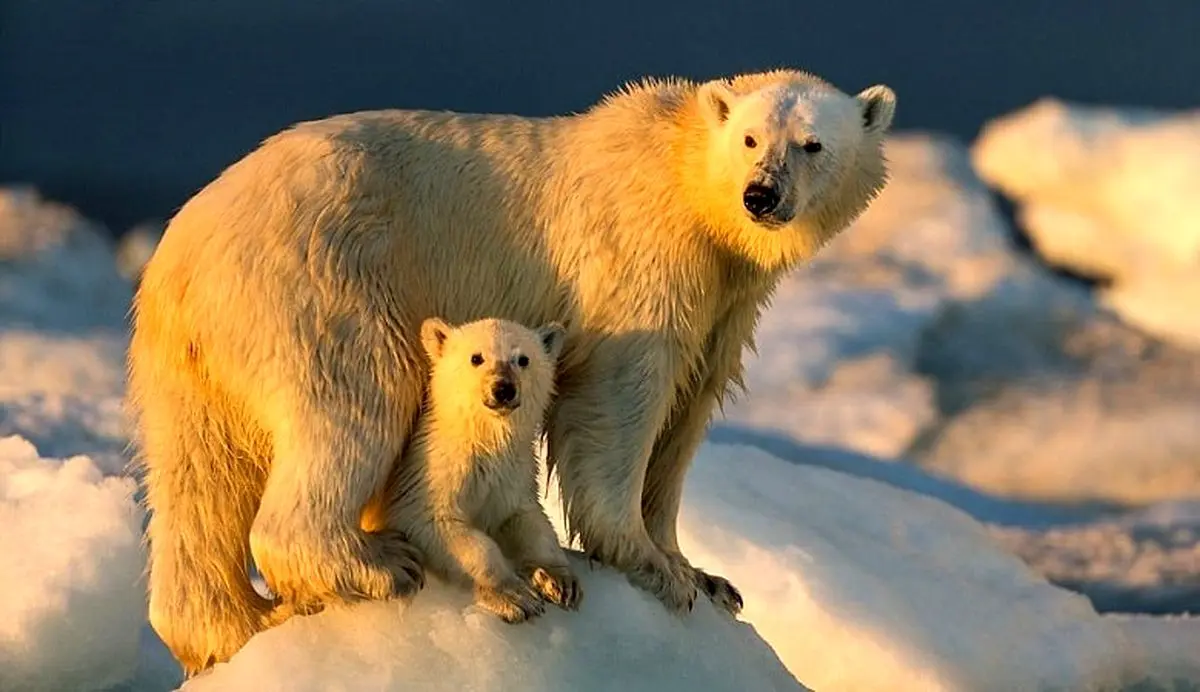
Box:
536 321 566 361
697 79 736 127
856 84 897 135
420 317 452 361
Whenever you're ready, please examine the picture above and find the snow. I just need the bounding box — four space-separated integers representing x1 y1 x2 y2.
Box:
2 115 1199 690
993 501 1200 615
184 546 807 692
190 443 1191 691
972 97 1200 349
0 436 146 691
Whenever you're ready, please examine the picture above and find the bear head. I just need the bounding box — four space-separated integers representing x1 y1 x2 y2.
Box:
420 317 565 424
694 71 896 270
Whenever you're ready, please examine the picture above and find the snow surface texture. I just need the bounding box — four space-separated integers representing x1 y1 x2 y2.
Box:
191 443 1194 691
972 98 1200 350
0 436 145 691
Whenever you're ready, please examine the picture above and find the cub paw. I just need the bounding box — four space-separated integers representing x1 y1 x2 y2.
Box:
527 564 583 611
372 529 426 598
475 579 546 624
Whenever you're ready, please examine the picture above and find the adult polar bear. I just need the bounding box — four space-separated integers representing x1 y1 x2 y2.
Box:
128 68 896 673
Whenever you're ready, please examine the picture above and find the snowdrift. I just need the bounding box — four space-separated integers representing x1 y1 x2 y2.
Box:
182 443 1182 692
0 436 145 691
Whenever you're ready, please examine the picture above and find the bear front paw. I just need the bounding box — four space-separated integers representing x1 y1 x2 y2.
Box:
372 529 426 598
625 556 698 615
694 567 743 616
475 579 547 624
526 564 583 611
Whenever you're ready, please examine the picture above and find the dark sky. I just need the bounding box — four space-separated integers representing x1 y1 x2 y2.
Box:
2 0 1198 233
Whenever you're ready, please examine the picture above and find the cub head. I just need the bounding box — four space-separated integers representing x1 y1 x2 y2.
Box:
693 70 896 269
420 317 565 421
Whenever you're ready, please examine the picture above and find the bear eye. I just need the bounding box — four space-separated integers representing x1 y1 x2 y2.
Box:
470 353 484 367
802 140 823 154
743 135 757 149
517 354 530 368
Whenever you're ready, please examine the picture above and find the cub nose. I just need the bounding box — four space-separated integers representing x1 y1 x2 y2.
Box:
743 183 781 219
491 380 517 406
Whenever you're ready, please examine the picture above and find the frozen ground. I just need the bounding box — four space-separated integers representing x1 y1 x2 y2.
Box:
1 115 1198 690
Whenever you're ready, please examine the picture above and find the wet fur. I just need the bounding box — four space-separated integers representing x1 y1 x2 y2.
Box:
363 318 580 622
127 68 895 674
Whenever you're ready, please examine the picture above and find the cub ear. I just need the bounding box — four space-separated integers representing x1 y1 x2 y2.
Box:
420 317 452 361
697 79 737 127
536 321 567 361
856 84 897 135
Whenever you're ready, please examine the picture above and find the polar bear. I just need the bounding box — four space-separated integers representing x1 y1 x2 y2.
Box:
360 317 580 623
128 68 896 673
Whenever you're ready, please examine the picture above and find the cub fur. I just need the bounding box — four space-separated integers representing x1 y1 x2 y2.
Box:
363 317 579 622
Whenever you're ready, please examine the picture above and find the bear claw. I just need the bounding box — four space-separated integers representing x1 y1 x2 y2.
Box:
527 565 583 611
697 569 743 616
476 579 547 623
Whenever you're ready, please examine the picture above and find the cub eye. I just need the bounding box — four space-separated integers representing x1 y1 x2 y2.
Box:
802 140 823 154
516 354 530 368
743 135 757 149
470 353 484 367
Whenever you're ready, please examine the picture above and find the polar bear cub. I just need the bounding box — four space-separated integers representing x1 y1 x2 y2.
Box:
370 316 581 622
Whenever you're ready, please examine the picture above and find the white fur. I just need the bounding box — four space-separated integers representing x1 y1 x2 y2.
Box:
126 68 896 674
373 317 580 622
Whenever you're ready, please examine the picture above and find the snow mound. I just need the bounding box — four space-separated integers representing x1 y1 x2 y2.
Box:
185 558 804 691
190 442 1188 692
971 98 1200 349
0 435 146 692
656 444 1137 692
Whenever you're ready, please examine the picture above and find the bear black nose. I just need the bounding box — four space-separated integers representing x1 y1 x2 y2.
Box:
491 380 517 406
743 183 781 219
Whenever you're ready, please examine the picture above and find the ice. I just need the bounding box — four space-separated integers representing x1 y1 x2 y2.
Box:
972 98 1200 349
0 435 146 691
190 442 1196 691
994 500 1200 614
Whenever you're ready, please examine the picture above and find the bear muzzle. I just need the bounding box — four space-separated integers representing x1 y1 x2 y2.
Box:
742 179 795 226
484 378 520 413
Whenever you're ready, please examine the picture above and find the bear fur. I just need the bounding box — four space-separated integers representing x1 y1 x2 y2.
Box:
127 67 896 674
360 317 580 623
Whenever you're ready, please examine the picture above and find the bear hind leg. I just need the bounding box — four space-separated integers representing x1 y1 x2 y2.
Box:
137 392 284 676
250 392 424 611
